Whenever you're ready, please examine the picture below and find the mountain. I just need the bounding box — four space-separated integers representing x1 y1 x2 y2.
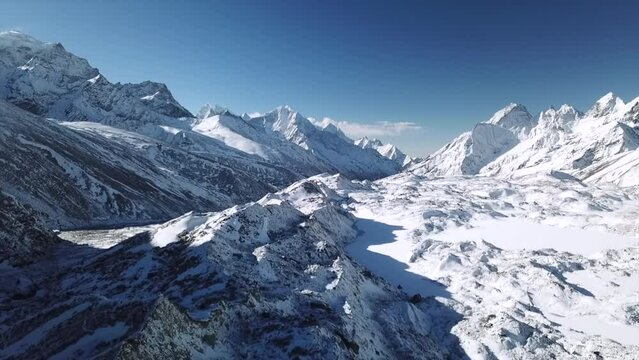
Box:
4 172 638 359
0 31 405 229
408 104 529 176
354 136 411 167
409 94 639 186
0 177 452 359
0 31 192 128
0 99 298 229
194 106 332 177
241 106 401 179
0 31 399 184
4 29 639 359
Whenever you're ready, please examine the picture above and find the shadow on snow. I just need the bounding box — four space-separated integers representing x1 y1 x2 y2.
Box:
347 217 469 359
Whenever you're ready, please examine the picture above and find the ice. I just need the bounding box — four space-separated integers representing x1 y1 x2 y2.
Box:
430 218 638 256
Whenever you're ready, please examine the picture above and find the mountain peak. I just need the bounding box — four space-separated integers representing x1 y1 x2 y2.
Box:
588 92 625 117
485 103 535 136
538 103 579 130
558 104 577 113
198 104 229 119
354 136 383 149
0 31 194 121
598 91 618 102
275 105 295 114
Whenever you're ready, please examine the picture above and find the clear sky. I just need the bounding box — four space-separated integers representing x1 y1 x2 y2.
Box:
2 0 639 155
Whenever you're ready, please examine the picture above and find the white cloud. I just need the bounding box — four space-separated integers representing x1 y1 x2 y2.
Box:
309 117 422 139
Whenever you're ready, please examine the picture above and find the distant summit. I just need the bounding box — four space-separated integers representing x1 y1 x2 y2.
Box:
409 93 639 187
354 136 411 167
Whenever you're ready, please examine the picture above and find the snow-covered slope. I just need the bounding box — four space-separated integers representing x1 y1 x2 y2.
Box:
240 106 401 179
410 123 519 176
193 107 331 176
320 172 639 359
354 136 411 167
573 149 639 187
0 99 298 228
5 172 638 359
410 93 639 186
0 177 452 359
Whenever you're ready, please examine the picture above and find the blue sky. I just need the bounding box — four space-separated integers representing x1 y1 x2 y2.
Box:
2 0 639 155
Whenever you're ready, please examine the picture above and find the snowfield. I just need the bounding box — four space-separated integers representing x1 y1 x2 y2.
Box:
48 173 639 359
335 173 639 359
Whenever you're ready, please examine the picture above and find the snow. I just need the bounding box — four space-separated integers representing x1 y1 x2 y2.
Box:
576 149 639 187
87 74 101 84
152 212 208 247
485 103 536 137
343 300 352 315
193 114 269 158
410 92 639 187
318 172 639 358
533 268 639 347
354 137 410 166
430 218 638 256
59 225 155 249
141 91 160 101
347 213 449 298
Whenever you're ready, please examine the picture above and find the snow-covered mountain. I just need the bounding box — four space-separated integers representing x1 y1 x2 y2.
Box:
0 31 399 183
0 99 298 228
193 106 334 177
0 177 453 359
0 31 406 230
193 105 402 178
354 136 411 167
409 93 639 186
240 106 401 179
0 31 192 128
4 172 638 359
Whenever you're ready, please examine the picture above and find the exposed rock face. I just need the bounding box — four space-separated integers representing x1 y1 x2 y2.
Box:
0 189 58 266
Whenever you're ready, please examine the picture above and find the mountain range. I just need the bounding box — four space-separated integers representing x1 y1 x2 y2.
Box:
409 94 639 187
0 31 400 228
2 31 638 359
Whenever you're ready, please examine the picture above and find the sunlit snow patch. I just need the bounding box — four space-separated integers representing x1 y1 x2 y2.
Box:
151 212 208 247
431 218 638 256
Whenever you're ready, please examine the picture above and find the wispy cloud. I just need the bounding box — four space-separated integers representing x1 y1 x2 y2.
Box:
309 117 422 139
